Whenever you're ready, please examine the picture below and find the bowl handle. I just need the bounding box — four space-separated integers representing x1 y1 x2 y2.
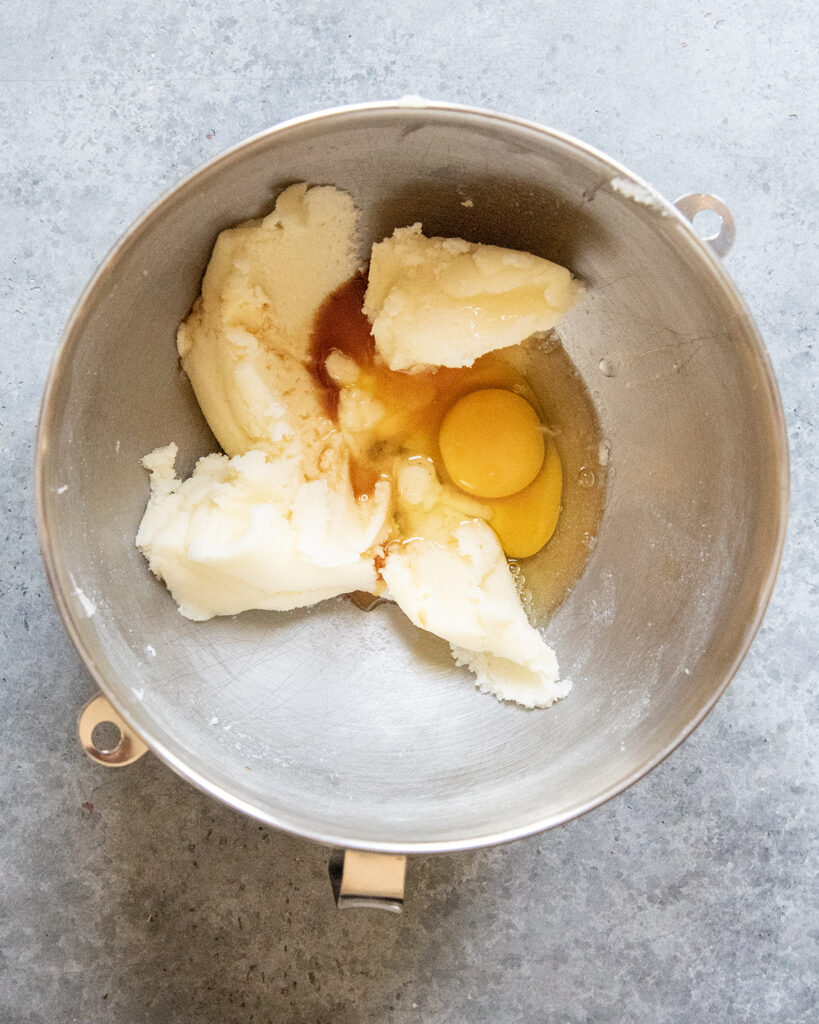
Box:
77 692 148 767
329 850 407 913
674 193 736 258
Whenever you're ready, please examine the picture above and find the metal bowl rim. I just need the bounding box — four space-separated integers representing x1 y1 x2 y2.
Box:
35 99 790 853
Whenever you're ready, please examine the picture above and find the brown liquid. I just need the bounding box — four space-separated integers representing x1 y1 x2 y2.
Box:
348 590 389 611
310 272 374 420
309 275 607 622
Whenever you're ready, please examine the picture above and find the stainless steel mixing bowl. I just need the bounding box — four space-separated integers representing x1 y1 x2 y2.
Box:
36 101 788 855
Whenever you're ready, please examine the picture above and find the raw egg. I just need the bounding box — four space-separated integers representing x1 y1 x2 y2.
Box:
310 274 565 560
488 439 562 558
438 389 545 498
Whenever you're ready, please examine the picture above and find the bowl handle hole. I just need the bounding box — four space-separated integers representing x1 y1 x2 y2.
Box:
674 193 736 258
91 721 122 755
692 208 723 240
77 693 149 767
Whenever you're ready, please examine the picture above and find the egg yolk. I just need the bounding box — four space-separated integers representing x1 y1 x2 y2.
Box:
439 389 546 499
489 439 562 558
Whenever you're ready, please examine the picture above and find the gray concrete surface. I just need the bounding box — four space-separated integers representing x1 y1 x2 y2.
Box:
1 2 817 1021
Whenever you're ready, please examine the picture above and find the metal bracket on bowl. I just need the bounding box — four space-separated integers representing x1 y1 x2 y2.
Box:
674 193 736 258
329 850 407 913
77 693 149 767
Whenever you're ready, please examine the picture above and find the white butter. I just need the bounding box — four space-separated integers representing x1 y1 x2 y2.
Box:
177 182 360 474
138 184 393 621
363 224 582 372
382 460 570 707
137 444 389 620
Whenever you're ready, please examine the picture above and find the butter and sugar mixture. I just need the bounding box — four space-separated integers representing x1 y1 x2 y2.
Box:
137 183 589 708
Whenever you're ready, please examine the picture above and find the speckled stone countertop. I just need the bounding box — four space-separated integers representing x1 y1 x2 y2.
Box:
1 3 816 1022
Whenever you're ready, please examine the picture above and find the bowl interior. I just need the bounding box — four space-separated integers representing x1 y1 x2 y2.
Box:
37 105 787 851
